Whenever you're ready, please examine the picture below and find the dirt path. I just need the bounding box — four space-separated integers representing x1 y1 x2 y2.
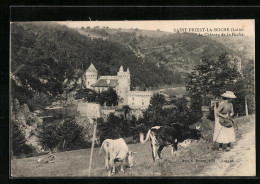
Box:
198 117 255 176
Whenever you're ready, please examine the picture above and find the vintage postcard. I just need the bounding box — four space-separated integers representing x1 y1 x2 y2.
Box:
10 20 255 177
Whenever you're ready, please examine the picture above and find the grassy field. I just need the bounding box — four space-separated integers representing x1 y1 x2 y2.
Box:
163 87 187 98
11 115 254 177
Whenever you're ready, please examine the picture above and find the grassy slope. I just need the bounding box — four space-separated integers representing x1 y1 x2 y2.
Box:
11 115 254 177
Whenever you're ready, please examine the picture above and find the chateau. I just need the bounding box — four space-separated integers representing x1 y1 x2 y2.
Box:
85 63 152 109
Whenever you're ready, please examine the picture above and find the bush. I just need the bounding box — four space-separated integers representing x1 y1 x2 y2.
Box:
207 107 215 121
38 116 88 152
57 117 87 151
75 88 97 102
189 95 203 125
97 114 123 143
75 87 119 106
38 121 60 152
11 121 35 158
97 114 139 143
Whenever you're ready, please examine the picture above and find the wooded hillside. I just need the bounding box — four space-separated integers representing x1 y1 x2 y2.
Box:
11 22 177 110
78 27 249 76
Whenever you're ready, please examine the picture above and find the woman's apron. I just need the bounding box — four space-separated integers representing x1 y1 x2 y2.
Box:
213 106 235 143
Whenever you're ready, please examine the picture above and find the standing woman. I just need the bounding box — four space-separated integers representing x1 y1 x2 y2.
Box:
213 91 236 151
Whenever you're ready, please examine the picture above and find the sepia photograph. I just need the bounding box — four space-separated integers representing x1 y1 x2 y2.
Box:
10 19 255 177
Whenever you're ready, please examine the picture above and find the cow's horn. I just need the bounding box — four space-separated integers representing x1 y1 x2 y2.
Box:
196 125 201 130
132 152 138 154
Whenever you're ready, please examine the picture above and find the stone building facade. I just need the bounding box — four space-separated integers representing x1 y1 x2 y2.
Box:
85 63 152 109
127 91 153 109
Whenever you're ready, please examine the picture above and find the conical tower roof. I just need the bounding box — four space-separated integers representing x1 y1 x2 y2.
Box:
119 65 124 72
86 63 97 72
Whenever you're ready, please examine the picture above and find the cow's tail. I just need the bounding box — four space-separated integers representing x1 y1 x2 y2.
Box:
99 140 109 155
140 129 151 143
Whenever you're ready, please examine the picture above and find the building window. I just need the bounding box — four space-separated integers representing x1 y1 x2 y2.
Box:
132 97 134 100
142 102 144 105
88 82 89 85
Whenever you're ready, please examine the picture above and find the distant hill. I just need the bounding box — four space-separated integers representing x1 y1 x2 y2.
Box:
77 27 250 76
77 27 172 39
209 36 254 60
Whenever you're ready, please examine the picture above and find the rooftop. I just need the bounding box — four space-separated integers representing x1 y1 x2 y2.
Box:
91 79 118 87
86 63 98 72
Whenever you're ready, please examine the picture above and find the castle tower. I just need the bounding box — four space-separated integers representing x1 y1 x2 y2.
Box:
119 65 124 72
117 65 130 105
234 56 242 74
126 67 131 89
85 63 98 89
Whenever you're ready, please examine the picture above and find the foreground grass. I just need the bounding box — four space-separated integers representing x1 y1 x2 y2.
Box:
11 115 254 177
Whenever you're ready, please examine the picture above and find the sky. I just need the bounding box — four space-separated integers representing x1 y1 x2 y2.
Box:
57 20 255 37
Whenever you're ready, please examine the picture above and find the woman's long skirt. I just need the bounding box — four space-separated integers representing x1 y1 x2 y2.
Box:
213 108 235 143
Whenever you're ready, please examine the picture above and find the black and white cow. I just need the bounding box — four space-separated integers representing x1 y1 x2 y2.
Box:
141 124 203 161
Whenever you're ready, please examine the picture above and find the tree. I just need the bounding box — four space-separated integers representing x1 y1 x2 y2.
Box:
145 94 167 127
139 95 197 129
11 121 35 157
96 92 106 106
38 117 87 152
187 53 240 96
57 117 87 151
242 59 255 114
97 113 139 144
122 105 131 120
148 93 166 112
38 121 60 152
170 96 199 126
97 113 123 143
189 95 203 124
75 88 97 102
99 88 119 106
141 94 179 128
186 53 245 115
75 88 119 106
160 106 178 126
